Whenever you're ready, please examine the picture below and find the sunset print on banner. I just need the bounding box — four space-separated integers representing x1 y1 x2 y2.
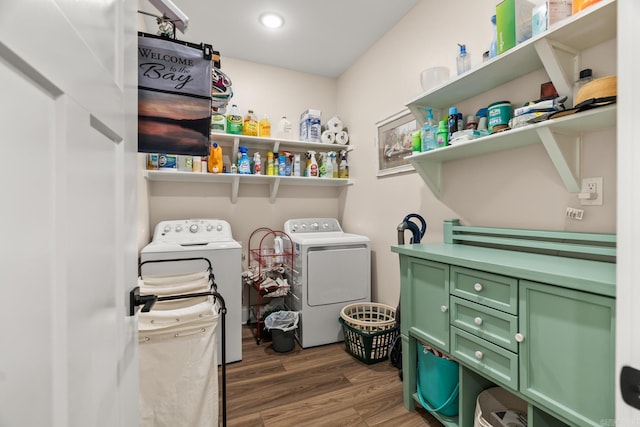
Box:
138 34 212 156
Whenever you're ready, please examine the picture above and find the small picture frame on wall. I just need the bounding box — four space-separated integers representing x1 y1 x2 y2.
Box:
375 109 417 177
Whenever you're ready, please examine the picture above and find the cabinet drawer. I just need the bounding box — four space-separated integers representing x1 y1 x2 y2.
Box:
450 266 518 314
450 296 518 352
451 327 518 390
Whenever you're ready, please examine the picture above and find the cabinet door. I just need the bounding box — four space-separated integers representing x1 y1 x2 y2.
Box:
400 256 450 352
519 280 615 427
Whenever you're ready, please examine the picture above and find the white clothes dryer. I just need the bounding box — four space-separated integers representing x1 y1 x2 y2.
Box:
283 218 371 348
140 219 242 363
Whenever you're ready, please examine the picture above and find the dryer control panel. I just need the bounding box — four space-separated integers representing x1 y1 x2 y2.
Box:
152 219 234 243
284 218 343 234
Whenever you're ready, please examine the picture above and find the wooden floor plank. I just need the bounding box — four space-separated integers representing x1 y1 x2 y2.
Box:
222 325 442 426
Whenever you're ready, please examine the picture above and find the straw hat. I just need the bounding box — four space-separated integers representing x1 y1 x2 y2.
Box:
549 75 617 119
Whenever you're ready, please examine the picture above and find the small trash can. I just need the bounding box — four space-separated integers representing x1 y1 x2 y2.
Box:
264 311 299 352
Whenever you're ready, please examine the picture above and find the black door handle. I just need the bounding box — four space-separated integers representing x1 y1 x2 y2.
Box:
620 365 640 410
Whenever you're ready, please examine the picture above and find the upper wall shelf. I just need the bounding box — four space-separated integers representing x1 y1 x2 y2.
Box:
405 0 617 122
407 106 615 198
404 0 617 199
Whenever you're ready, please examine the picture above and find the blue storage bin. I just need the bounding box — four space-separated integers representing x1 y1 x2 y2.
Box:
416 345 460 417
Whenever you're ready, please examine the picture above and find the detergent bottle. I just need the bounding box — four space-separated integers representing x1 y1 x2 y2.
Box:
259 114 271 137
318 152 327 177
266 151 274 176
339 150 349 178
226 104 242 135
330 152 338 178
238 146 251 174
208 142 223 173
253 152 262 175
324 152 334 178
293 154 301 176
308 151 318 177
243 109 258 136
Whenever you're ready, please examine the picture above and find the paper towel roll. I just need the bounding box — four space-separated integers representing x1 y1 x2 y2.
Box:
326 116 344 133
335 130 349 145
321 130 336 144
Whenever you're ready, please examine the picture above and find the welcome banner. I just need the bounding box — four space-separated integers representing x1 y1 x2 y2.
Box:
138 34 212 155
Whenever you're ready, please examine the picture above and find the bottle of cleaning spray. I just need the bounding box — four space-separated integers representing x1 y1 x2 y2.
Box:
308 151 318 177
324 152 334 178
330 152 338 178
339 150 349 178
238 146 251 174
253 152 262 175
293 154 301 176
319 152 327 177
421 109 438 151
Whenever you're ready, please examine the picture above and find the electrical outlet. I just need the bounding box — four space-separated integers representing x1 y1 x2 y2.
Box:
566 207 584 220
580 177 603 206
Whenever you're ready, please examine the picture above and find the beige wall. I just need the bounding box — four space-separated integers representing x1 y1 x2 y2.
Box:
138 0 617 308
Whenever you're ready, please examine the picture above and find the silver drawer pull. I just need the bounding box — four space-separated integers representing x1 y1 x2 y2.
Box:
440 305 448 313
474 282 484 292
474 317 483 325
515 333 525 343
475 350 484 359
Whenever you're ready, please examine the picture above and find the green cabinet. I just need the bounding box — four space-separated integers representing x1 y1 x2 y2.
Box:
392 244 615 427
519 280 615 426
400 256 450 352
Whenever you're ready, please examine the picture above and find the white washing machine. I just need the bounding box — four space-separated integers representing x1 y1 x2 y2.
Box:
283 218 371 348
140 219 242 363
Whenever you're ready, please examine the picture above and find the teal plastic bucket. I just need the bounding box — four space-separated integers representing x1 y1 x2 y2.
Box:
416 345 460 417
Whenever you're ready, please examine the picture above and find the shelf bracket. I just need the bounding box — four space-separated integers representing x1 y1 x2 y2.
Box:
269 178 281 203
408 157 442 199
536 127 581 193
534 38 578 106
231 176 240 203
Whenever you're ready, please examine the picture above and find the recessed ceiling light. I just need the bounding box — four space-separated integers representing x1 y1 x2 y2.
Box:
259 12 284 29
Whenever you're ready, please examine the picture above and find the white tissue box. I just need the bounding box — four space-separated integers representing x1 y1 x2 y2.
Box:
300 109 322 142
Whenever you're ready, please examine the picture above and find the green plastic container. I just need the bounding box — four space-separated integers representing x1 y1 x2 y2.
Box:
416 345 460 417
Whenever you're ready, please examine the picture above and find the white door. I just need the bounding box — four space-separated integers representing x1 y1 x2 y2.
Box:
617 0 640 424
0 1 139 426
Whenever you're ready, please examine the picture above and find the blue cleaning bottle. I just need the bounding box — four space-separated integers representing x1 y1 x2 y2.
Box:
238 146 251 174
421 109 438 151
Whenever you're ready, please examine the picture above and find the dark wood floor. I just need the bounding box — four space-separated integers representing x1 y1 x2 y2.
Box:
220 325 442 427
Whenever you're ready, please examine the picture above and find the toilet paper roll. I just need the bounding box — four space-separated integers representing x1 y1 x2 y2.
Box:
335 130 349 145
326 116 344 133
321 130 336 144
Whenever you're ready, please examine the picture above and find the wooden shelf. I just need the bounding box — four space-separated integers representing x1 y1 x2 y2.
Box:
144 170 353 203
407 106 616 198
406 0 616 121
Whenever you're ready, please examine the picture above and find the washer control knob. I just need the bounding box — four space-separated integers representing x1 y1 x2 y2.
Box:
189 224 199 233
323 222 329 229
175 225 183 232
312 222 319 230
206 224 213 231
216 224 223 232
163 225 171 233
291 224 298 232
301 223 307 230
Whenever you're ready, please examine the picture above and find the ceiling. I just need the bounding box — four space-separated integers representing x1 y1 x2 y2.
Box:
138 0 419 78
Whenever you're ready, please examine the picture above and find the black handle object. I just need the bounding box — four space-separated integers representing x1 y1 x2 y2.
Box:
621 365 640 410
403 214 427 242
129 286 159 316
397 221 421 244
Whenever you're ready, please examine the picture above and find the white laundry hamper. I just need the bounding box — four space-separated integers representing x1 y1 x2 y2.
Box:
474 387 528 427
138 271 221 427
